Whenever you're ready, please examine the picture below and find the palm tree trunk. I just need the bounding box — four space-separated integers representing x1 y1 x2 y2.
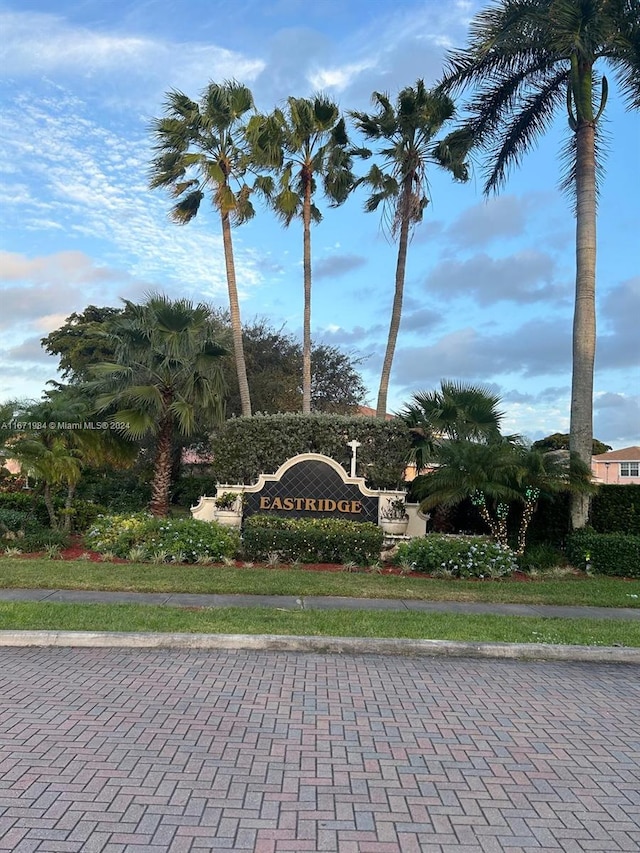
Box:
569 117 597 530
302 173 312 415
43 483 58 530
150 416 173 517
63 482 76 532
220 210 252 418
376 203 410 418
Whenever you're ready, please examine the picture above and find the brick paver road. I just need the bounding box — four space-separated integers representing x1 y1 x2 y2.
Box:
0 648 638 852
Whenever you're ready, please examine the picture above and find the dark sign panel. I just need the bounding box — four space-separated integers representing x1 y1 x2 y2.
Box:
244 458 379 523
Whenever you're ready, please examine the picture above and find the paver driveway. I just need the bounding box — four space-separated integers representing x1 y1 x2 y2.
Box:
0 648 638 852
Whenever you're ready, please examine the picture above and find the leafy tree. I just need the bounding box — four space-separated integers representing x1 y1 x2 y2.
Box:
532 432 612 456
149 81 256 417
216 315 368 416
437 0 640 528
399 380 505 471
349 80 469 418
247 96 354 414
91 294 226 516
41 305 124 383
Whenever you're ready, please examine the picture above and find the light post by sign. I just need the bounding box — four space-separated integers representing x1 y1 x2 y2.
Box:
346 439 361 478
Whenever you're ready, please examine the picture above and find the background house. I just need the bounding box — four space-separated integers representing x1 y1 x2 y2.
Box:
591 446 640 484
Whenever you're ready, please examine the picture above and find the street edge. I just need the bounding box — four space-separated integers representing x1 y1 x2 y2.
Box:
0 631 638 663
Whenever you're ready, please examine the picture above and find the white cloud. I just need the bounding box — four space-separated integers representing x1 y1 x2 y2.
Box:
309 60 375 92
0 11 265 89
0 93 264 301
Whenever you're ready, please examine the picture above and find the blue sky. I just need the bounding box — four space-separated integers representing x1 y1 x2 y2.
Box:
0 0 638 447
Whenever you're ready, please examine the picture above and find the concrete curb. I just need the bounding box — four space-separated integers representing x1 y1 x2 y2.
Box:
0 630 638 663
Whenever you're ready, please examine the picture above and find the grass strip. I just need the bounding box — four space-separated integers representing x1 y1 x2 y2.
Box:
0 558 639 607
0 601 638 647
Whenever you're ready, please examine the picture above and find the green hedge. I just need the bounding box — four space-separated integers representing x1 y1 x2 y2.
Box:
74 468 152 513
566 530 640 578
589 485 640 534
242 515 383 565
210 413 411 489
395 534 518 578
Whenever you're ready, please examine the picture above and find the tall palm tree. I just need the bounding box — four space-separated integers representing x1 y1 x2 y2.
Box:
92 295 226 516
247 96 354 414
350 80 469 418
149 81 256 417
437 0 639 528
400 380 505 471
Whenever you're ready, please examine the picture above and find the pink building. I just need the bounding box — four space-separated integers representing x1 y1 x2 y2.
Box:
591 446 640 485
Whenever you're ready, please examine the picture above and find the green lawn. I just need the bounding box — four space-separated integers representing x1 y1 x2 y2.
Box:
0 601 637 646
0 556 638 607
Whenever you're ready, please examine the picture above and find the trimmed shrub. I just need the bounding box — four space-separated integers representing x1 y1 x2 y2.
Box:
566 530 640 578
172 474 215 509
75 468 151 513
210 413 411 488
0 507 40 535
85 513 240 563
517 543 566 572
589 485 640 534
0 492 51 527
395 534 518 578
242 515 384 565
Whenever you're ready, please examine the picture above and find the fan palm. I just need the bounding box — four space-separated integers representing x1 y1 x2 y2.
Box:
246 95 354 414
149 80 255 417
350 80 469 418
92 295 226 516
437 0 639 528
400 380 505 471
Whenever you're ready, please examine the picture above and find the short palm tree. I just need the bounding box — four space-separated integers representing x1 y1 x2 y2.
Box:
400 380 505 471
350 80 469 418
413 438 594 551
413 439 521 546
437 0 639 528
92 295 226 516
7 390 134 530
149 81 256 417
247 96 354 414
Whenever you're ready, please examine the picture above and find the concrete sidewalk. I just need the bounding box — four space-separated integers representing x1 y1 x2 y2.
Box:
1 587 639 620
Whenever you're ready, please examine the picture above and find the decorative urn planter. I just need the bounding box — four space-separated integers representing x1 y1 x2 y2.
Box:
381 518 409 536
380 496 409 536
213 492 243 528
214 509 242 529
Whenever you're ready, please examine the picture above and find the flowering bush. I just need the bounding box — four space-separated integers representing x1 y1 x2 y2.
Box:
395 534 517 578
242 515 383 565
85 513 240 563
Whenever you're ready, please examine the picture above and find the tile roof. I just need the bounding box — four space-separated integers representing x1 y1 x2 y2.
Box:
592 446 640 461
